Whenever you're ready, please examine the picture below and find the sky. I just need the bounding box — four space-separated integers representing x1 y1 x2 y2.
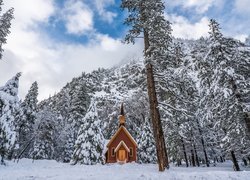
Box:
0 0 249 101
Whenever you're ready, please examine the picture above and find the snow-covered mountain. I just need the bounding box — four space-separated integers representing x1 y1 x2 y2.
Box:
1 24 249 168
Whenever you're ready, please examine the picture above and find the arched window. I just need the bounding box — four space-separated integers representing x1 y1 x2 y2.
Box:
129 147 133 157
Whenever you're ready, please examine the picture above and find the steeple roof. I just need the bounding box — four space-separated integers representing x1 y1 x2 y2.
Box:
120 102 124 116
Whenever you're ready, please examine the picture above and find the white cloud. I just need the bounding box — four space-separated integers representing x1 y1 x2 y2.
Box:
3 0 55 27
94 0 117 23
234 0 250 16
167 14 209 39
2 0 248 102
0 0 57 99
63 0 94 35
97 34 121 51
234 34 248 42
56 36 143 80
0 0 143 101
166 0 217 14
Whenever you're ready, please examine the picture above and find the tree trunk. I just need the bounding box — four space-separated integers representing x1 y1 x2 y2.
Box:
243 113 250 136
191 149 195 166
189 155 192 165
201 137 209 167
144 30 169 171
0 147 5 165
196 118 209 167
231 151 240 171
177 159 181 166
243 158 247 166
190 125 200 167
215 156 219 163
194 143 200 167
1 155 5 165
16 137 34 163
181 137 189 167
220 156 223 162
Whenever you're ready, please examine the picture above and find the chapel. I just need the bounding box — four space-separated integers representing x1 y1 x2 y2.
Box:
105 104 137 163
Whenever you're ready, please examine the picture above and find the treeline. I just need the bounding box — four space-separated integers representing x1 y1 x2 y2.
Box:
1 0 250 171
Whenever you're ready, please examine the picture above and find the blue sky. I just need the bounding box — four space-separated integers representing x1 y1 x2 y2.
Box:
41 0 250 43
0 0 249 100
43 0 126 44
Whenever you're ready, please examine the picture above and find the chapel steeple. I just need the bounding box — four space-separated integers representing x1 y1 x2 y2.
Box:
105 102 137 164
119 103 125 126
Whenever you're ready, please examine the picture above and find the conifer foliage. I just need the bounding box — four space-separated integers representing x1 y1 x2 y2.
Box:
71 100 104 165
0 73 21 163
16 82 38 158
0 0 14 59
31 107 56 160
137 119 157 163
121 0 172 171
0 0 249 171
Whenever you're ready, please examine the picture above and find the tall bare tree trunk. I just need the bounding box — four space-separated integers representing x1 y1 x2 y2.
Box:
231 151 240 171
196 118 209 167
181 131 189 167
191 149 196 166
193 143 200 167
144 30 169 171
190 125 200 167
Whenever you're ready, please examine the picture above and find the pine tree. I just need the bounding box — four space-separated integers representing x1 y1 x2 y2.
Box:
195 19 226 167
198 19 250 170
121 0 172 171
71 100 104 165
0 0 14 60
68 82 91 141
0 125 7 164
31 107 55 160
16 82 38 158
0 72 21 163
61 124 75 162
246 35 250 46
137 119 157 163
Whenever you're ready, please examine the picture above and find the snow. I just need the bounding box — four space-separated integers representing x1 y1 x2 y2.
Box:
1 159 249 180
103 139 110 154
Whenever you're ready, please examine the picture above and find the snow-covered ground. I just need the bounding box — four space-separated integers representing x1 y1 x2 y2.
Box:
1 159 250 180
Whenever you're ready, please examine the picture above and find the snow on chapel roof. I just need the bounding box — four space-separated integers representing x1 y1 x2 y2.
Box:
114 141 130 153
106 126 137 147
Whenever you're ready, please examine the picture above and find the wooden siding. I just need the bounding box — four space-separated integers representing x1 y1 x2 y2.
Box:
106 127 137 163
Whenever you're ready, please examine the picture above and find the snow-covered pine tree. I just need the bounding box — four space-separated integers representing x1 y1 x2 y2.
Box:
71 100 104 165
194 19 226 167
125 89 148 138
68 82 91 140
38 89 72 162
121 0 172 171
31 107 56 160
61 124 75 163
235 47 250 138
246 35 250 46
16 81 38 158
0 0 14 60
0 72 21 163
137 118 157 163
0 125 7 164
200 19 250 170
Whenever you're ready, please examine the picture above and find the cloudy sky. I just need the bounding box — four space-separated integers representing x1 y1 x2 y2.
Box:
0 0 249 101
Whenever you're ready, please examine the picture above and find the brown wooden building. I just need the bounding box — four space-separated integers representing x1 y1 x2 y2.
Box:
105 104 137 163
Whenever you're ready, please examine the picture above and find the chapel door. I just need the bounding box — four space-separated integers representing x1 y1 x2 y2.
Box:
118 150 126 161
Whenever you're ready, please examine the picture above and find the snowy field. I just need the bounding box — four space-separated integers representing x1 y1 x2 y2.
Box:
1 159 250 180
